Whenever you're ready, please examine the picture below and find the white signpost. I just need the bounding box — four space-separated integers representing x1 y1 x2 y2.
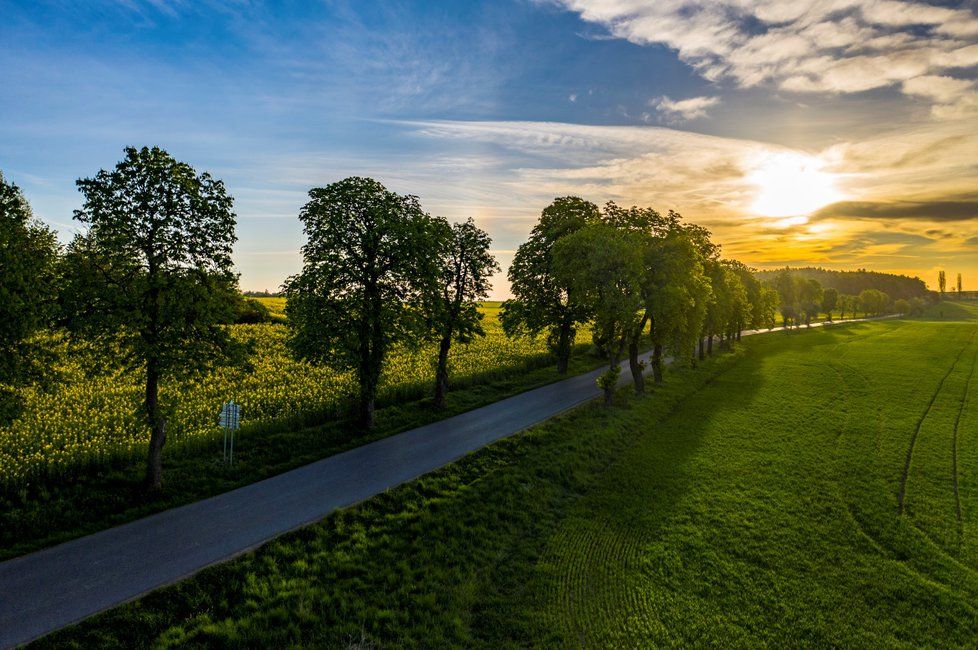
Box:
219 400 241 464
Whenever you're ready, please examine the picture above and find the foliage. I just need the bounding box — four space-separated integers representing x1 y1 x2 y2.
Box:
427 218 499 407
551 222 645 404
821 286 839 319
61 146 241 489
0 172 60 424
283 177 443 428
858 288 889 316
500 197 600 374
232 296 273 324
893 298 910 314
757 266 928 301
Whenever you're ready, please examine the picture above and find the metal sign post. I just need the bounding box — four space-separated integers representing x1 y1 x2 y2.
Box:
219 400 241 464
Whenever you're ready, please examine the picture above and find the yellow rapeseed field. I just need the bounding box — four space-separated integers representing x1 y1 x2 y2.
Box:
0 304 585 490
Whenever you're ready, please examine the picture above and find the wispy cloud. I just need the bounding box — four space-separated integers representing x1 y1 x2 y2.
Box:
651 95 720 121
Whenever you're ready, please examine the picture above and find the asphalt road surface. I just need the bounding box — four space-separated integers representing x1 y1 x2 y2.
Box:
0 318 884 647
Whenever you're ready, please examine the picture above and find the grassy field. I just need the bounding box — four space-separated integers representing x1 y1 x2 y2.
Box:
38 303 978 647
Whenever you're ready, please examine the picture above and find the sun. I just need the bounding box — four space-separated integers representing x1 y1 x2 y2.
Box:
748 152 843 219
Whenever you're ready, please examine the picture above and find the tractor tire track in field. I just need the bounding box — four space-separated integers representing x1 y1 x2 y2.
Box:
898 330 977 516
952 343 978 524
846 505 978 610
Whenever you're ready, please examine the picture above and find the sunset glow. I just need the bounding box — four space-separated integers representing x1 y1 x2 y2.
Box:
749 154 844 219
3 1 978 295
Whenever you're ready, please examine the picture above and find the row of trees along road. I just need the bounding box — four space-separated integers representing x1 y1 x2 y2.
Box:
500 198 782 407
3 147 908 490
770 267 922 329
283 177 499 429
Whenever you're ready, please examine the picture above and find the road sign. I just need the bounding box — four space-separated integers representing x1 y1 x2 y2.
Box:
219 401 241 430
220 401 241 464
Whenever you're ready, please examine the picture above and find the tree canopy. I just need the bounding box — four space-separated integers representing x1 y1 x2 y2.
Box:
283 177 443 428
0 172 60 424
500 196 600 374
428 217 499 407
551 221 645 405
62 146 240 490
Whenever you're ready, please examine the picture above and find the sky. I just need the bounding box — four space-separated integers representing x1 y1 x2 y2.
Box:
2 0 978 297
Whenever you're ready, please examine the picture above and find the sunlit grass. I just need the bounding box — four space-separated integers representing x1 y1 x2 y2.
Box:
42 314 978 646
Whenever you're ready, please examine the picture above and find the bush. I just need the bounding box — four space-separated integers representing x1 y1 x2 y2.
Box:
235 297 273 324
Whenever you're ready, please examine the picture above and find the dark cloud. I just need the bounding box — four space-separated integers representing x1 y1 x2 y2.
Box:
812 196 978 223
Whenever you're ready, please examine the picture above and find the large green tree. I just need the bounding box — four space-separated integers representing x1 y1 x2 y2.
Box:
796 277 823 327
552 222 645 406
821 287 839 321
0 172 60 424
428 218 499 408
500 197 599 374
63 147 241 490
773 268 797 329
646 228 710 382
284 177 442 429
601 202 669 393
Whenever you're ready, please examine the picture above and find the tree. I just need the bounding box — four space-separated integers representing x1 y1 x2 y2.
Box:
646 227 710 383
62 147 240 490
938 270 946 298
428 218 499 408
500 197 599 374
909 297 926 315
893 298 910 314
0 172 60 424
706 263 747 349
821 287 838 321
551 222 645 406
602 202 671 393
724 259 764 338
284 177 442 429
858 289 889 316
773 268 796 329
758 285 780 329
957 273 963 297
795 277 823 327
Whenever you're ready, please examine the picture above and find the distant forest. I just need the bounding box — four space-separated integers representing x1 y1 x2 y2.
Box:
755 267 929 301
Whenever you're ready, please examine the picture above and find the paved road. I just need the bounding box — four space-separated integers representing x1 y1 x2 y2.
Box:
0 318 886 647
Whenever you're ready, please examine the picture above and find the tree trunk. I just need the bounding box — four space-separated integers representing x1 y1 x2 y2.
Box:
736 329 742 342
652 343 664 384
358 351 380 430
556 317 573 375
707 335 714 356
144 361 166 492
698 337 705 361
628 339 644 395
433 334 452 408
604 355 617 407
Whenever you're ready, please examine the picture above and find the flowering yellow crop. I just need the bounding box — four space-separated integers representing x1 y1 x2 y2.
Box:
0 305 589 490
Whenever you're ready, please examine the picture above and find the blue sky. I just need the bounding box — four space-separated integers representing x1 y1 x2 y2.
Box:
3 0 978 295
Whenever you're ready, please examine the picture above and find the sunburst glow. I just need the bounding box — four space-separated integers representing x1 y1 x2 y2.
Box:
748 153 843 218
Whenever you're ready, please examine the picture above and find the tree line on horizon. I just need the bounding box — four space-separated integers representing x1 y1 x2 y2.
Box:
0 147 930 490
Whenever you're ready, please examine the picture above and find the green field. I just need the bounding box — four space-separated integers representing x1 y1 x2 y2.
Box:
40 303 978 647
